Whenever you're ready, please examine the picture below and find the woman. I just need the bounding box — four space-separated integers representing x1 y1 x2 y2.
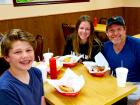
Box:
0 29 46 105
63 15 102 61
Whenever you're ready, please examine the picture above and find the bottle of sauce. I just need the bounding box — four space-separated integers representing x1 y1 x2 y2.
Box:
49 57 57 79
93 17 98 27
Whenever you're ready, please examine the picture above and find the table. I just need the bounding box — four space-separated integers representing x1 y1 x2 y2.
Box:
94 24 106 32
133 34 140 38
44 63 137 105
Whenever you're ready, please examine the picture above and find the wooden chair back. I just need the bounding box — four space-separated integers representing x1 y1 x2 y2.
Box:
62 23 75 40
35 35 43 62
0 57 10 76
99 17 107 24
96 17 108 42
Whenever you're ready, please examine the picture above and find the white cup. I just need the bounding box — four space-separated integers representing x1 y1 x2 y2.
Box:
115 67 128 87
43 52 53 62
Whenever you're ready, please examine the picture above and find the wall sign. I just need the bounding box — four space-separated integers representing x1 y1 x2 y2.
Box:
13 0 89 6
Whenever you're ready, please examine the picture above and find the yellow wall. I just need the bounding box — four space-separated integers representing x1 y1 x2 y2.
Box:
123 0 140 7
0 0 123 20
0 0 139 20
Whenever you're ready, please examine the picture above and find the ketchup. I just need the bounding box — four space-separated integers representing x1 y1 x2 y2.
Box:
49 57 57 79
93 17 98 27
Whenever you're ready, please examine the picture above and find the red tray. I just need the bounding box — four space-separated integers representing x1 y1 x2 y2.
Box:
56 89 80 96
63 62 77 67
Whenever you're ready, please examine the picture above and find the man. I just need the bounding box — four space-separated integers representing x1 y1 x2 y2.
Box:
102 16 140 105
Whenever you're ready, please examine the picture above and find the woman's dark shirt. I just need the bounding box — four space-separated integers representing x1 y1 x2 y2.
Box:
63 34 102 61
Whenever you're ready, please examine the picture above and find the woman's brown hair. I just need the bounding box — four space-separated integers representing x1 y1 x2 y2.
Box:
73 15 101 58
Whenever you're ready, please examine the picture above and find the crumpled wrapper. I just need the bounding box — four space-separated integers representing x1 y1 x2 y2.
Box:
83 52 110 73
94 52 110 68
46 68 85 93
32 62 47 82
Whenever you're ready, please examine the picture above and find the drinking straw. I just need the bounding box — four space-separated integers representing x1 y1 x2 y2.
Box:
73 52 75 55
84 54 85 60
48 48 50 52
121 60 123 67
38 56 41 62
71 51 73 55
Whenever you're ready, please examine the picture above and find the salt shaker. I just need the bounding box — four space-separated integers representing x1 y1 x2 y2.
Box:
49 57 57 79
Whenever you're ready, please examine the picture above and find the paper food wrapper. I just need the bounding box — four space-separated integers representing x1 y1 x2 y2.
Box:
46 68 85 93
83 52 110 72
32 61 47 82
57 54 84 64
32 62 48 75
94 52 109 68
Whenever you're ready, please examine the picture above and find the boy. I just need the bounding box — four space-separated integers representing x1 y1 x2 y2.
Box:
0 29 46 105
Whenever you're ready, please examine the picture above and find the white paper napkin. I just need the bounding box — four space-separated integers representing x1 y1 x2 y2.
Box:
32 62 47 82
46 68 85 93
57 55 84 64
94 52 109 67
